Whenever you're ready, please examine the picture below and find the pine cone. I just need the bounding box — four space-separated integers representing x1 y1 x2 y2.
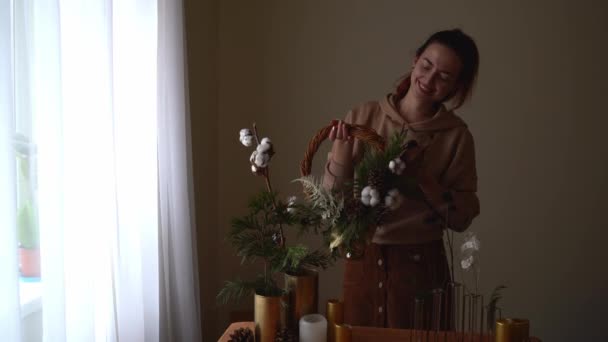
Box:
228 327 254 342
275 327 298 342
344 194 363 221
368 168 386 195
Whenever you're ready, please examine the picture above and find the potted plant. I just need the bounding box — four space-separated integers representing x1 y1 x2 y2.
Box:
217 124 332 341
14 133 40 278
17 202 40 277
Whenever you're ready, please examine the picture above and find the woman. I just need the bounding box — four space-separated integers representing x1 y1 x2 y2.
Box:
323 29 480 329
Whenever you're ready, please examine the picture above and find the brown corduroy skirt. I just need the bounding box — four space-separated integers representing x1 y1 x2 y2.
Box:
342 240 450 329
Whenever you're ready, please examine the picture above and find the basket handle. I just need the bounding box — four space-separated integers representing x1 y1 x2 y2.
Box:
300 122 386 177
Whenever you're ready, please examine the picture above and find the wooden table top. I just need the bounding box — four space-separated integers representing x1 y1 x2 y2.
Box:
219 322 541 342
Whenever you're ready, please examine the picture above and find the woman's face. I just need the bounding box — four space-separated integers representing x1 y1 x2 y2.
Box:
410 42 463 104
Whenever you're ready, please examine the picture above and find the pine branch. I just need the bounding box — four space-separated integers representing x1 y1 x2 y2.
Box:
355 130 408 191
293 176 344 226
216 279 258 305
272 245 334 274
297 249 334 271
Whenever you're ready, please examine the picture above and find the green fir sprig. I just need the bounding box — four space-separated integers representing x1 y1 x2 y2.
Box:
218 123 333 305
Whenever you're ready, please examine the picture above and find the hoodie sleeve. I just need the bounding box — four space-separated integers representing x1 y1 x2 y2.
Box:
419 129 480 232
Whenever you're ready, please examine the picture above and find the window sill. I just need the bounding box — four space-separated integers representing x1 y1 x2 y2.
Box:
20 277 42 318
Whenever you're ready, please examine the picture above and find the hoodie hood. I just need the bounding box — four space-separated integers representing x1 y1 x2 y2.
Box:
379 93 467 132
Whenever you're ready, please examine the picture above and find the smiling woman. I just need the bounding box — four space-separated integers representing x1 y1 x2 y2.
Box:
324 29 480 330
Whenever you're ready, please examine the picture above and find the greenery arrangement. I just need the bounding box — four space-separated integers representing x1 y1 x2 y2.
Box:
294 130 422 256
217 124 333 304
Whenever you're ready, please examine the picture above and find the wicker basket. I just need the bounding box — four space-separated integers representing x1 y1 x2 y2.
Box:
299 122 386 181
298 122 388 258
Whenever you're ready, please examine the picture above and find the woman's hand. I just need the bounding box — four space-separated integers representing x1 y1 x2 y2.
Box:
329 119 353 142
328 120 354 166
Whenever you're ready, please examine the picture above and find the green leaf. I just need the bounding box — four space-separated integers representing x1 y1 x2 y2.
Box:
486 285 507 331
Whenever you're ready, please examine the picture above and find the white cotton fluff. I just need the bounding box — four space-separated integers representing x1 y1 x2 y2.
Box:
255 153 269 167
257 142 271 153
461 255 474 270
240 135 254 147
239 128 254 147
260 137 271 145
239 128 251 137
361 186 380 207
460 233 481 253
388 158 406 175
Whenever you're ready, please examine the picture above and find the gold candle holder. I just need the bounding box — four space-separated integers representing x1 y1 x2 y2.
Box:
285 270 319 330
334 323 352 342
254 293 282 342
326 299 344 342
495 318 529 342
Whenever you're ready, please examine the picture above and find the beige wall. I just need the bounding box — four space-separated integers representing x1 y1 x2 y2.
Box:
186 1 608 340
184 0 219 339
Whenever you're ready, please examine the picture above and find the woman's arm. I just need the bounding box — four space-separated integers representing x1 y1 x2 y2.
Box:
417 129 480 232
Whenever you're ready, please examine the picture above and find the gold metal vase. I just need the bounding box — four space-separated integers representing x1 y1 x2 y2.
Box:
334 323 352 342
495 318 529 342
254 293 282 342
326 299 344 342
284 269 319 330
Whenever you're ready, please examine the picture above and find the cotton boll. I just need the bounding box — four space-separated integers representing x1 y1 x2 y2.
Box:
254 152 269 167
239 128 255 147
461 232 481 253
361 196 370 206
389 160 396 171
361 186 380 206
361 186 373 206
370 188 379 198
240 135 254 147
239 128 251 137
370 196 380 207
257 142 271 153
388 158 406 175
461 255 474 270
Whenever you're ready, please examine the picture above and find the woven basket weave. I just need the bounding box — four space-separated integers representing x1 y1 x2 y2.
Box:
299 123 386 180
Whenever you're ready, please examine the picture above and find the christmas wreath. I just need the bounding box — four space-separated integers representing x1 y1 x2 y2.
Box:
295 123 424 258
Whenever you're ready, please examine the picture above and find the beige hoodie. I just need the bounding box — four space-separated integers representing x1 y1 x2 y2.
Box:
323 93 480 244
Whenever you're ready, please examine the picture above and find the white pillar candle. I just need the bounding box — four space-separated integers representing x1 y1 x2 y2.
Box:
299 313 327 342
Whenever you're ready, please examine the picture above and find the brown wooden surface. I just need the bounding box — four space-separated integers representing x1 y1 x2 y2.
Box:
352 325 541 342
219 322 541 342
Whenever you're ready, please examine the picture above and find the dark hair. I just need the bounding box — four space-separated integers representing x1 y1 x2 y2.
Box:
395 29 479 110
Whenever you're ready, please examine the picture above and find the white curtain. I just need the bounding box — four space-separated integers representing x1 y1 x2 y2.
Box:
0 0 201 341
